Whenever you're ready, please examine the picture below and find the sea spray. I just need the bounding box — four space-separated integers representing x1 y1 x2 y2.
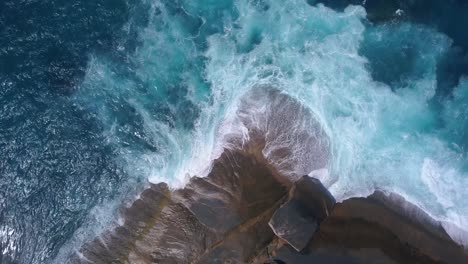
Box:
2 0 466 262
202 1 468 246
69 0 468 252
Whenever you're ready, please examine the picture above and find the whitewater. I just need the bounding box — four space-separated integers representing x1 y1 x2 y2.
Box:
38 0 467 262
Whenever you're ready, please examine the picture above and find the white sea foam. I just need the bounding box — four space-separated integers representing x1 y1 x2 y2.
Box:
57 1 468 259
0 225 18 258
200 1 468 246
213 86 330 180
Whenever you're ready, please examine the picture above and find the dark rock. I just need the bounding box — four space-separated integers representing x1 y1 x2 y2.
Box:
71 146 288 263
272 243 395 264
70 148 468 264
176 147 287 234
269 201 319 251
291 176 336 222
269 176 335 251
302 191 468 264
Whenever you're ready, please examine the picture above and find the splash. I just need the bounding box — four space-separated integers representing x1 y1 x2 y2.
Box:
52 0 468 260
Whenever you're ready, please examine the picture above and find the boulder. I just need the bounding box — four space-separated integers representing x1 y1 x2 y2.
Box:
269 176 335 251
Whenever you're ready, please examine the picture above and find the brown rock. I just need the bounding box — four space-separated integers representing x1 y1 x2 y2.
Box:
70 146 288 264
291 191 468 264
67 87 468 264
269 176 335 251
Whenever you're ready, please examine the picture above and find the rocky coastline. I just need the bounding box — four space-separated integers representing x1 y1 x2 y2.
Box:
69 142 468 264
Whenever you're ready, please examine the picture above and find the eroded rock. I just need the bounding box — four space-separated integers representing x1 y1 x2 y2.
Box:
70 150 468 264
71 147 288 264
269 176 335 251
308 191 468 264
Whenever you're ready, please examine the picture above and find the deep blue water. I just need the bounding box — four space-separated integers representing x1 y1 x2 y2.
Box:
1 0 468 263
0 1 145 262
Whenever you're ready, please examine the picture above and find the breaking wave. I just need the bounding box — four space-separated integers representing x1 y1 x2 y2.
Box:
63 1 468 256
2 0 468 262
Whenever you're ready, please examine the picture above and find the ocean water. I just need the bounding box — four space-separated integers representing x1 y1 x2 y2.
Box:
1 0 468 263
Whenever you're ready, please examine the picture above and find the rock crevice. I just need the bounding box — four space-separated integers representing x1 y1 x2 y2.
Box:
72 147 468 264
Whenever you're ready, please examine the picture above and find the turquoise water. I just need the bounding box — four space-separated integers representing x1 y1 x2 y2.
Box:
1 0 468 262
73 0 468 250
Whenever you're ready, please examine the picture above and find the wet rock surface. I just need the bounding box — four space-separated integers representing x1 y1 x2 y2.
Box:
72 148 468 264
71 146 288 263
304 191 468 264
269 176 335 251
261 191 468 264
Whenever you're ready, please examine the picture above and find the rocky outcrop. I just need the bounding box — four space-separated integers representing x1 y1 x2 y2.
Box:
306 191 468 264
69 85 468 263
261 191 468 264
70 145 289 264
269 176 335 251
71 145 468 264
